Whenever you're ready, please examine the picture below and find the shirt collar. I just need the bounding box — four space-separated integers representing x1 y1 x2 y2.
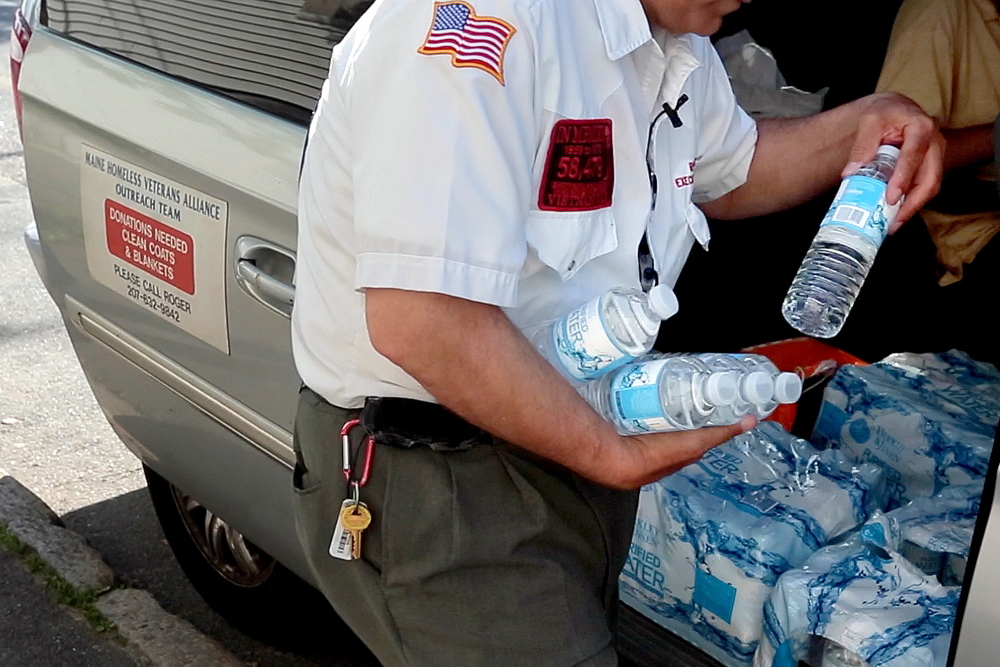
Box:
593 0 654 60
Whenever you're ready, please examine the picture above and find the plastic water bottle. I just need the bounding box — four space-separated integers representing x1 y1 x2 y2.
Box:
821 642 868 667
782 145 901 338
696 354 774 426
530 285 679 382
579 355 740 435
732 353 803 417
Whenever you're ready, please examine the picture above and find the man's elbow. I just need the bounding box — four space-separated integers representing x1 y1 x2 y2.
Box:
364 288 418 366
697 190 740 220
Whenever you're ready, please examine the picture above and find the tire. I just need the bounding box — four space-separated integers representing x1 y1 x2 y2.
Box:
143 464 342 648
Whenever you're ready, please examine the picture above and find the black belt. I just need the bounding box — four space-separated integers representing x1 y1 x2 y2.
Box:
307 386 490 452
361 396 490 451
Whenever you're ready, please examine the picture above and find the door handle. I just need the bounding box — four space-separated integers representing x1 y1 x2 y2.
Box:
234 236 296 318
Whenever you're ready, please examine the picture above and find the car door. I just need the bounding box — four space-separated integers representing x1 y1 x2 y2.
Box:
18 0 363 572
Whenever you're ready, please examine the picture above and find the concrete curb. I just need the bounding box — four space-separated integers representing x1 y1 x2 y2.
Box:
0 467 245 667
98 590 244 667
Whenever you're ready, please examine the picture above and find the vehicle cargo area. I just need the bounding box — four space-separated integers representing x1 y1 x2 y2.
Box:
617 347 999 667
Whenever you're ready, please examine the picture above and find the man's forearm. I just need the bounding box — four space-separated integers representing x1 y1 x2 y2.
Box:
701 97 875 220
701 92 943 226
363 288 754 489
364 288 618 480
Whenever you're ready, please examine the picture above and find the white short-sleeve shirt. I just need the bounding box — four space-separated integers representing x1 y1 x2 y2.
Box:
292 0 758 408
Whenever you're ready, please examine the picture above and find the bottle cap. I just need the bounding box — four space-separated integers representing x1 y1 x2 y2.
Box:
705 371 739 406
774 373 803 403
876 145 901 160
741 371 774 404
647 285 680 321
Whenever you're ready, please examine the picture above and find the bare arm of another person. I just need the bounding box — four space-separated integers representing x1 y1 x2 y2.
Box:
365 288 756 490
700 92 945 230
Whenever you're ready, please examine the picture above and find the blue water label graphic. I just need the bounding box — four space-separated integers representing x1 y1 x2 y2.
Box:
694 568 737 624
616 385 661 420
814 402 850 444
552 298 630 380
609 360 672 433
820 175 897 247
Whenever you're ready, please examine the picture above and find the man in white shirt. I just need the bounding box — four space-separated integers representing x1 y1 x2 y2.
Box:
290 0 943 664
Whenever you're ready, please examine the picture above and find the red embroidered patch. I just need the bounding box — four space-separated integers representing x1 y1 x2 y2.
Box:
538 119 614 212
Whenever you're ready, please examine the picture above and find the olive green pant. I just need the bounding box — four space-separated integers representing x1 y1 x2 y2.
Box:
291 387 639 667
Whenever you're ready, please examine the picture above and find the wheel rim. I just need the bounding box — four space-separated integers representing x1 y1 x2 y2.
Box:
169 484 276 588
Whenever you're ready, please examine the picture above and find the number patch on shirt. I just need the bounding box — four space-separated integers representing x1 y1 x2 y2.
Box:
538 119 614 212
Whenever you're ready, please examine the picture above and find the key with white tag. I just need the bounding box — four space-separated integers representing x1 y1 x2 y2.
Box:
329 498 360 560
341 503 372 560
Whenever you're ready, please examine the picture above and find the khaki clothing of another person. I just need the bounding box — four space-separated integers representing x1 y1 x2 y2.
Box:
876 0 1000 285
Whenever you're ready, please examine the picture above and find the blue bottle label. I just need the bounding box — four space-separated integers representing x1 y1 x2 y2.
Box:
694 567 737 624
552 298 630 380
819 175 899 247
609 359 672 434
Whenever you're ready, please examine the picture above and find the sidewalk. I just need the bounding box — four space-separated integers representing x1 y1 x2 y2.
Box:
0 468 246 667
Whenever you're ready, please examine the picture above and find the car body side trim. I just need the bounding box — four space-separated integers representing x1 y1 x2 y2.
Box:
65 295 295 469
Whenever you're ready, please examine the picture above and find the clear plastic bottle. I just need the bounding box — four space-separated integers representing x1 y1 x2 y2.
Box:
732 353 803 417
696 353 774 426
530 285 679 382
782 145 901 338
579 355 739 435
821 641 870 667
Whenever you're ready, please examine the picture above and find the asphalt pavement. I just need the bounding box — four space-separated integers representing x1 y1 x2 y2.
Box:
0 545 137 666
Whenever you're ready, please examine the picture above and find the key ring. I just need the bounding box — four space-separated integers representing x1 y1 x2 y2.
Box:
341 419 375 507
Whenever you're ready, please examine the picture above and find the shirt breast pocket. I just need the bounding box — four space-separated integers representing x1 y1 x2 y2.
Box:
525 208 618 281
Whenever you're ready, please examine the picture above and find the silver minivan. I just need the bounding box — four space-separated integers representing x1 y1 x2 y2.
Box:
13 0 1000 664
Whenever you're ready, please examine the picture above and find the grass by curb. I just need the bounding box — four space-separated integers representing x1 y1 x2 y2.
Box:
0 521 126 645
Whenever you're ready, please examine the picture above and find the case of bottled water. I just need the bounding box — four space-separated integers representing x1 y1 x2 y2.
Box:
756 512 960 667
620 422 886 667
782 145 900 338
811 351 1000 508
891 484 981 586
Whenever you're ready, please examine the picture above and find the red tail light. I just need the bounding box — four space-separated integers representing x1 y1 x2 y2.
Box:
10 8 32 138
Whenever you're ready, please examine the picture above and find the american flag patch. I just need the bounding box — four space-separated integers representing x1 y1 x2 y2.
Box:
418 1 516 85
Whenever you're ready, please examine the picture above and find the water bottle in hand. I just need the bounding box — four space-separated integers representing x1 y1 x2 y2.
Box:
732 353 803 418
531 285 679 382
697 353 774 426
580 355 739 435
782 145 901 338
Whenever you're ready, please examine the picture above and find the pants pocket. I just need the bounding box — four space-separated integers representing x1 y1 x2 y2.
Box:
292 451 323 496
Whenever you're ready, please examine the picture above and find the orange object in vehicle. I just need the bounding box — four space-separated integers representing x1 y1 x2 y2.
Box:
740 337 869 431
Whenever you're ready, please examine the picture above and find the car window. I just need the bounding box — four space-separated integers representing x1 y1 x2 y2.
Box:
42 0 372 124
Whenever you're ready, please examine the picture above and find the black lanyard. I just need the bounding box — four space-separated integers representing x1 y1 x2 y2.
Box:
638 94 688 292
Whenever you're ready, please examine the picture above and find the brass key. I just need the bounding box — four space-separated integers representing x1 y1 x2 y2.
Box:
340 503 372 559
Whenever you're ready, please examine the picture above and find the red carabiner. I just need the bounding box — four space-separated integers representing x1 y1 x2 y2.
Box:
340 418 375 487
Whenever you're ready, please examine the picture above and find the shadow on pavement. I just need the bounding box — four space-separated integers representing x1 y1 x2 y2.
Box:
63 488 379 667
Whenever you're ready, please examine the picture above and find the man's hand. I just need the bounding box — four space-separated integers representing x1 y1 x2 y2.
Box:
596 416 757 490
842 92 945 231
366 288 756 490
700 92 944 228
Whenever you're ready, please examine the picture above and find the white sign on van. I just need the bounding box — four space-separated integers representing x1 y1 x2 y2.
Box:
80 144 230 353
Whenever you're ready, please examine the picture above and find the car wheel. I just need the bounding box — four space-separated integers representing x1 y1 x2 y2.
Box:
143 464 340 648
